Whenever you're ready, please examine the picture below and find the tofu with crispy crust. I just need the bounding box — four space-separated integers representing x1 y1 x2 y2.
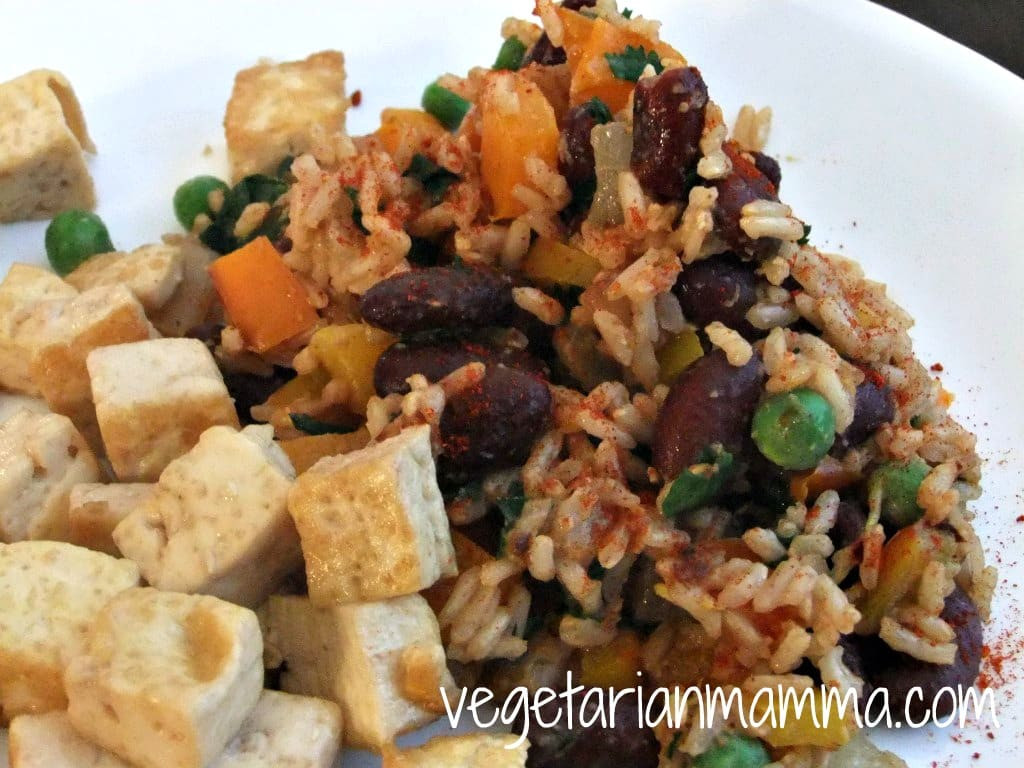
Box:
0 409 100 543
87 338 239 481
68 482 155 556
266 593 453 751
65 243 184 314
0 70 96 222
383 734 529 768
287 425 456 605
225 51 349 181
63 587 263 768
30 284 157 449
114 425 300 607
0 542 139 720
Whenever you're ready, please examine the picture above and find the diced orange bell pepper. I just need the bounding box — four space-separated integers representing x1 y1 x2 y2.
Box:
279 427 370 474
570 18 685 113
376 108 447 170
790 457 861 503
554 6 596 69
479 71 560 220
209 236 318 353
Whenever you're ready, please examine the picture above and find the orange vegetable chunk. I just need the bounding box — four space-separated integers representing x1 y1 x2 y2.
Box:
376 108 446 170
480 71 560 220
208 236 318 352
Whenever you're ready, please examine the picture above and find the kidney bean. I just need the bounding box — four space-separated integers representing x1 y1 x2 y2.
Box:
374 339 547 396
835 375 896 451
221 366 295 425
830 500 868 550
523 34 566 66
858 587 983 723
751 151 782 189
673 254 759 337
653 349 765 480
523 696 660 768
559 102 606 196
359 265 513 335
712 142 780 259
630 67 709 200
439 366 552 485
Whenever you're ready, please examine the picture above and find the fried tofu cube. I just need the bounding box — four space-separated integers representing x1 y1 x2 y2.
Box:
0 541 139 719
225 51 349 181
0 410 100 542
288 425 456 604
0 70 96 223
383 734 529 768
68 482 155 556
266 593 453 751
87 338 240 481
30 284 157 449
10 691 341 768
0 264 78 394
113 425 300 607
65 243 184 314
64 587 263 768
149 236 218 337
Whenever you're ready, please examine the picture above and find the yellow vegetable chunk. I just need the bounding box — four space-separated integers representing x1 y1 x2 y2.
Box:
278 427 370 474
264 368 331 410
580 630 642 689
657 329 704 384
761 689 853 749
308 324 395 415
522 237 601 287
376 108 446 171
480 71 559 220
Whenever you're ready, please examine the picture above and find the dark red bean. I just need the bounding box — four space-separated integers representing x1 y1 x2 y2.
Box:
222 366 295 425
673 254 759 337
835 375 896 450
630 67 708 200
561 0 597 9
559 103 605 196
653 349 765 480
751 152 782 190
523 696 659 768
712 142 780 259
523 34 566 66
439 366 552 485
830 500 868 550
860 587 983 723
374 339 547 396
359 265 513 335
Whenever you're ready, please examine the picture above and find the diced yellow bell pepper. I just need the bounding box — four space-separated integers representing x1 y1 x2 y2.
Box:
856 524 955 634
278 427 370 474
790 457 861 504
657 329 704 384
522 237 601 287
761 690 853 749
264 368 331 410
308 324 395 415
581 630 642 689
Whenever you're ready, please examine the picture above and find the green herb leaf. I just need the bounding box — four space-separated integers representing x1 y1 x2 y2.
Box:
666 733 682 759
199 174 289 254
404 154 461 206
496 482 527 557
605 45 664 82
344 186 369 234
582 96 613 125
621 7 633 18
494 36 528 71
661 444 735 519
422 82 472 130
289 413 356 436
797 223 812 245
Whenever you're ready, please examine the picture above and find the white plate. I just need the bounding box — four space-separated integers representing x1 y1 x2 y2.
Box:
2 1 1022 766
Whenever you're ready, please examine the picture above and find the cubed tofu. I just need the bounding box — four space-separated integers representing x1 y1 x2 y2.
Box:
225 51 349 181
149 236 218 337
0 70 96 223
383 734 529 768
266 593 453 751
87 338 240 481
288 425 456 604
65 243 184 314
113 425 300 607
63 587 263 768
30 284 157 449
68 482 155 556
0 264 77 394
0 541 139 720
0 409 100 542
10 692 341 768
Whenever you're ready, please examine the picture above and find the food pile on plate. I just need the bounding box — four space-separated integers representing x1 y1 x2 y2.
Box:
0 2 994 767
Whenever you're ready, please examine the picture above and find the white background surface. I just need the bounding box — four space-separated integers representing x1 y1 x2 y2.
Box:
2 1 1023 765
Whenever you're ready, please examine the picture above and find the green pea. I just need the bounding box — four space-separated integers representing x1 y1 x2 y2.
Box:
693 732 771 768
751 388 836 470
493 36 527 71
421 82 471 130
870 457 930 527
173 175 228 230
44 210 114 276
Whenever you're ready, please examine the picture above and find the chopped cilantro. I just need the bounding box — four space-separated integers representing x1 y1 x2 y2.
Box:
344 186 369 234
404 153 460 206
290 413 355 436
797 223 812 245
621 7 633 18
198 173 289 254
582 96 613 125
605 45 664 82
661 444 735 519
496 482 527 557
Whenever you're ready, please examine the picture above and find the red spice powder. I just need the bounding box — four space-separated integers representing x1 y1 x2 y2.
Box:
931 362 945 372
351 89 362 107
